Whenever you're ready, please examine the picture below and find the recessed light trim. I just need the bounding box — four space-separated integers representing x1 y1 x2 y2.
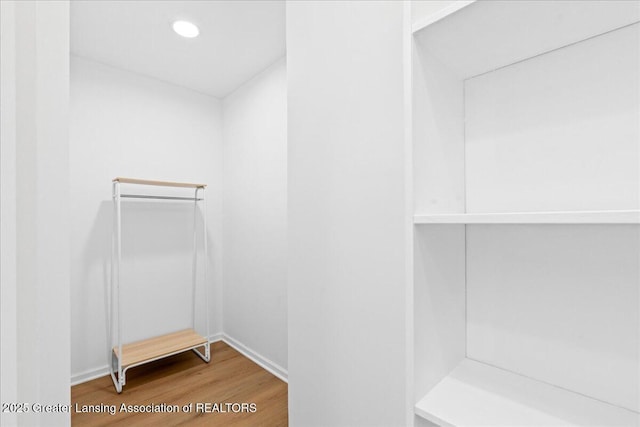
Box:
173 20 199 38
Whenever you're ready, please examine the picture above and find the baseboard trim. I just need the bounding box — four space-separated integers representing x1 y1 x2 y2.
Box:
209 332 224 343
69 332 287 386
221 334 288 383
71 365 110 386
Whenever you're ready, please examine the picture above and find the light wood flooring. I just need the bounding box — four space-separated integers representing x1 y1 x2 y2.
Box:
71 341 288 426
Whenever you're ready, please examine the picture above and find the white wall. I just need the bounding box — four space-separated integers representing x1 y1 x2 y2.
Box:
287 2 408 425
1 2 18 426
69 56 223 383
222 58 288 378
0 1 71 425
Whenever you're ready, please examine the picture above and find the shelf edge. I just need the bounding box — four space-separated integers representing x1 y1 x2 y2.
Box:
414 210 640 224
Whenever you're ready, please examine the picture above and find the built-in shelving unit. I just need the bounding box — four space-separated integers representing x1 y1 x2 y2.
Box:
110 178 211 393
410 1 639 425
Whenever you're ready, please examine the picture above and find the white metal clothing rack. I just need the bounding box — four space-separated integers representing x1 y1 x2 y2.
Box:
110 177 211 393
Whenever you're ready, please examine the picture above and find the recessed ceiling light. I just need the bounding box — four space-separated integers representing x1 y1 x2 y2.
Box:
172 20 199 38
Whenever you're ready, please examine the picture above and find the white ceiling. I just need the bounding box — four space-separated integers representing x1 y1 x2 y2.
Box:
71 1 286 98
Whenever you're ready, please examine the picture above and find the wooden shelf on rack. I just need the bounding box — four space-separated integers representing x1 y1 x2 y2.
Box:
414 210 640 224
113 177 206 188
415 359 637 426
113 329 207 368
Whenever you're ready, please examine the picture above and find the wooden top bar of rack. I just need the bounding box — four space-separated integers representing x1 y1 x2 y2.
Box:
113 177 206 188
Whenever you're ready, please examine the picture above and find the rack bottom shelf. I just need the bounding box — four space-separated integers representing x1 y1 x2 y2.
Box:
415 359 637 426
113 329 208 368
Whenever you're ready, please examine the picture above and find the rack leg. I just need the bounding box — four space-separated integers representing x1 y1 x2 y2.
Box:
110 352 124 393
201 187 211 361
192 343 210 363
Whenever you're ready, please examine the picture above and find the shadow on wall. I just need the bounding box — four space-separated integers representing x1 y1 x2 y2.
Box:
77 199 213 370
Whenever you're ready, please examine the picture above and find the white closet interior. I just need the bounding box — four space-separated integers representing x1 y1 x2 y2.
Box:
4 1 640 425
69 1 288 387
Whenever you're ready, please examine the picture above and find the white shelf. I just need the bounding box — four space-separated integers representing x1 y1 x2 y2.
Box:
415 359 638 427
414 210 640 225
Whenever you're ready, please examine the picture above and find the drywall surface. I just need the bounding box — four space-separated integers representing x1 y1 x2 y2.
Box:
8 1 71 425
69 56 223 382
222 58 288 376
1 2 18 425
287 2 407 425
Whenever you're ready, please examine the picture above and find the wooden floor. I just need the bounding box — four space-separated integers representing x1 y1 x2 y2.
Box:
71 341 288 426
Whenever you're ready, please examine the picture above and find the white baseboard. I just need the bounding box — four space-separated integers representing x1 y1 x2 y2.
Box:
71 365 111 386
209 332 224 343
69 332 287 385
221 334 288 383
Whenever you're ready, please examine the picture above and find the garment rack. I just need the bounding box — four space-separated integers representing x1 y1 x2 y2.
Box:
110 177 211 393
